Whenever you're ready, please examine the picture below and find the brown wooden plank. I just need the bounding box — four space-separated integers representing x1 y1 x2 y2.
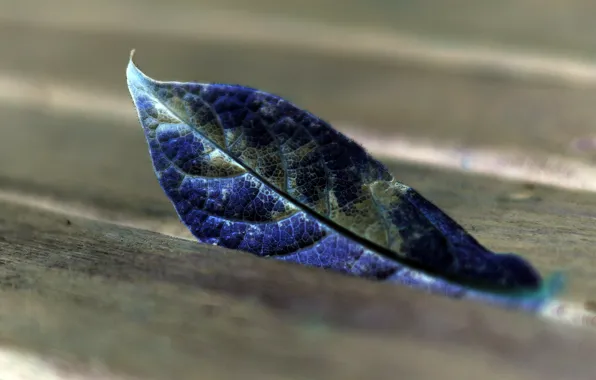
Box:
1 200 596 380
6 0 596 58
1 18 596 158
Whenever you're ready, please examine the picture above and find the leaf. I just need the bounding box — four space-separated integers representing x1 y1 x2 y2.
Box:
126 51 563 311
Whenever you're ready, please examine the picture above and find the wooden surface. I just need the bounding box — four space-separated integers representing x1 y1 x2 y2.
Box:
1 1 596 379
1 200 596 380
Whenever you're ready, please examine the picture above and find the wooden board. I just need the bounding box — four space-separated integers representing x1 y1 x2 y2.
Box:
1 200 596 380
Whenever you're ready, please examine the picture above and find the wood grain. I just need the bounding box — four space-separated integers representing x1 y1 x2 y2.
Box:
1 200 596 380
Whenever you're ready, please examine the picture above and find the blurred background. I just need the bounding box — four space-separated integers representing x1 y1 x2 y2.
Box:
1 0 596 298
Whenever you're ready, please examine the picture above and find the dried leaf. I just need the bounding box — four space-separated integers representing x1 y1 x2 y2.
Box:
126 51 563 311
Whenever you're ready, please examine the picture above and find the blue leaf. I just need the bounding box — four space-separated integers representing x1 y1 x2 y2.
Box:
126 51 563 312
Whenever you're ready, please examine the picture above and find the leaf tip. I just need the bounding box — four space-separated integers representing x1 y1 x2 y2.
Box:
126 49 151 94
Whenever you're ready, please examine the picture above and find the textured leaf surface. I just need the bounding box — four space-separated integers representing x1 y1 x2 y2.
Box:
126 53 562 311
